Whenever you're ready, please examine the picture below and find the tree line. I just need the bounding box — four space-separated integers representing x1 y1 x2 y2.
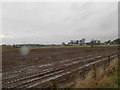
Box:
62 38 120 47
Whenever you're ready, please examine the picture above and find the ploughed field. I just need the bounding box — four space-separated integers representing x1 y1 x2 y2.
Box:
2 46 118 88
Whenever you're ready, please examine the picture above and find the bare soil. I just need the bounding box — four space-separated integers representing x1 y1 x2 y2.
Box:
2 46 117 72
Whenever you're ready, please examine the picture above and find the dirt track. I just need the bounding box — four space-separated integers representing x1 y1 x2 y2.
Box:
2 46 118 88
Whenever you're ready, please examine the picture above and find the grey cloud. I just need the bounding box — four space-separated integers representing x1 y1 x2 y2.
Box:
2 2 118 44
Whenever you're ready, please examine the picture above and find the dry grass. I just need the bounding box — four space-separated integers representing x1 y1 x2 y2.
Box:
97 75 113 88
96 65 105 81
74 58 118 88
75 70 95 88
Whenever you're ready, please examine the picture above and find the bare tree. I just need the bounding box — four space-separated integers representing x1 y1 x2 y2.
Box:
90 39 97 47
62 42 66 46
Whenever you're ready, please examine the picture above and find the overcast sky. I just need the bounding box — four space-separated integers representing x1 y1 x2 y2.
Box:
1 2 118 44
